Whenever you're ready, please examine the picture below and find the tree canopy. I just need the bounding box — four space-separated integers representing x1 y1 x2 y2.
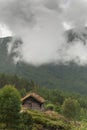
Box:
62 98 81 120
0 85 21 129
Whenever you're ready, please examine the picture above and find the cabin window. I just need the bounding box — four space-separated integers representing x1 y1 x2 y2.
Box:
25 100 32 108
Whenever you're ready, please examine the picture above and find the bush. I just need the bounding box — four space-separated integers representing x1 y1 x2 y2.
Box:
45 104 55 111
20 112 33 130
62 98 81 120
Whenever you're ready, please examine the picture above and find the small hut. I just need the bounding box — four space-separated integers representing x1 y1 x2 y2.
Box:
21 93 45 111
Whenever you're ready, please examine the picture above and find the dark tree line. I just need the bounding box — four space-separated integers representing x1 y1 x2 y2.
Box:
0 73 34 91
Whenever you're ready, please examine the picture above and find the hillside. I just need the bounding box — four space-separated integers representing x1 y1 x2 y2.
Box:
0 37 87 94
26 109 71 130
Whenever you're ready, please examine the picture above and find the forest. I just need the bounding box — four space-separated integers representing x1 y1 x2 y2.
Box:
0 73 87 129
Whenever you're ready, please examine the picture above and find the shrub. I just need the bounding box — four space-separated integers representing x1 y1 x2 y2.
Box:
45 104 55 111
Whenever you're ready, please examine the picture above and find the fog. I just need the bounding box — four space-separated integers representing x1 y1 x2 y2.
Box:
0 0 87 65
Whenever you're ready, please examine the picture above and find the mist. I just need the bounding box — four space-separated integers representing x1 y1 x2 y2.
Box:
0 0 87 65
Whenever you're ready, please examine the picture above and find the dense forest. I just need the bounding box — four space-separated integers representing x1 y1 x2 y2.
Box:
0 73 87 129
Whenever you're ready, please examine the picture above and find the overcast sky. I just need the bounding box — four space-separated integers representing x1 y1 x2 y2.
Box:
0 0 87 65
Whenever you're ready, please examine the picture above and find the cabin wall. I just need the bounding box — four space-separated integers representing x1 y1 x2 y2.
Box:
22 97 44 110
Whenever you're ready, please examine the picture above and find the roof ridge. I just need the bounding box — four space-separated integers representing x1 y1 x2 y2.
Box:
21 92 45 103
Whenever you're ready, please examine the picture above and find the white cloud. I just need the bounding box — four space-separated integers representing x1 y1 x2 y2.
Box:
0 24 12 37
63 22 72 30
0 0 87 65
63 0 87 29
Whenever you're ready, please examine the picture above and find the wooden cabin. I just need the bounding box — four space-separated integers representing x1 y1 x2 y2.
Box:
21 93 45 111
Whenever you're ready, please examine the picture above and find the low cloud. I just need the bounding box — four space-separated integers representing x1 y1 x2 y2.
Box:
0 0 87 66
64 0 87 29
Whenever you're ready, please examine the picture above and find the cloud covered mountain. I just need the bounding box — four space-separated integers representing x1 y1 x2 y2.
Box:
1 34 87 95
65 27 87 44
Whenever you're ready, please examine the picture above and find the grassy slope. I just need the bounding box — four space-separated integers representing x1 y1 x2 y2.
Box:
22 109 87 130
23 109 71 130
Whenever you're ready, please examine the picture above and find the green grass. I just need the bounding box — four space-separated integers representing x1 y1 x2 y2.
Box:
22 109 71 130
21 108 87 130
71 121 87 130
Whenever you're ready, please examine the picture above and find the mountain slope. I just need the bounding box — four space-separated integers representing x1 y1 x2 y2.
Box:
0 37 87 95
